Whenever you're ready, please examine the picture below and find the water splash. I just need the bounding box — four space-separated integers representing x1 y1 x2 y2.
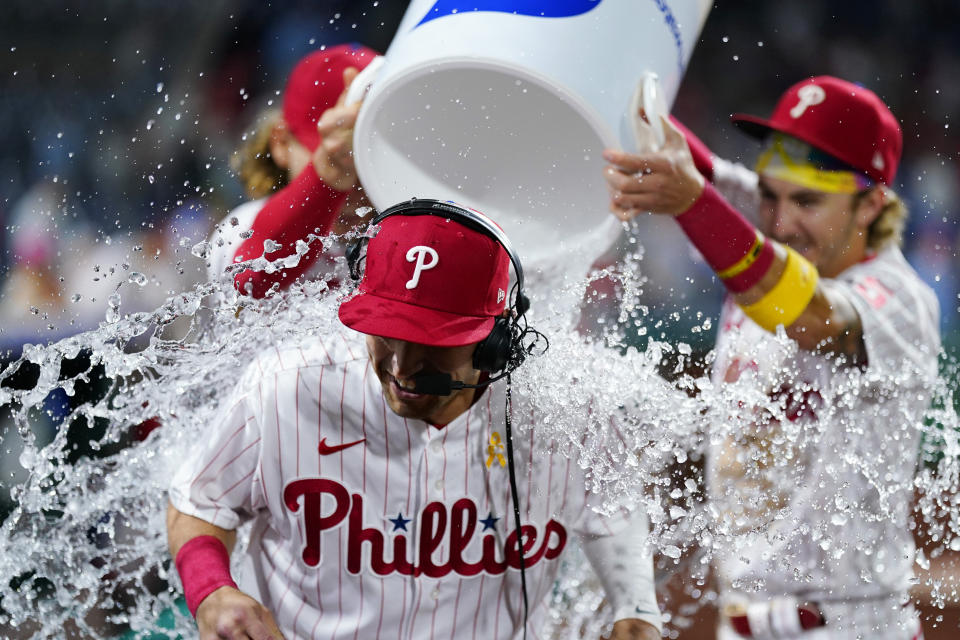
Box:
0 231 957 638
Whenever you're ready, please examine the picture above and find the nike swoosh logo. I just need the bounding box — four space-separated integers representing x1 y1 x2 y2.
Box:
318 437 366 455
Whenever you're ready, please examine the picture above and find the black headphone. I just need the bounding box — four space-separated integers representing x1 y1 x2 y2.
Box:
346 198 530 374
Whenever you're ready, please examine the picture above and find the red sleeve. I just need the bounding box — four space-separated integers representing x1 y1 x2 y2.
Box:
669 115 714 181
232 165 349 298
675 181 758 273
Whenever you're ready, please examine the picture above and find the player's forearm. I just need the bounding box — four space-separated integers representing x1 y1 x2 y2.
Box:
677 185 859 353
697 209 865 359
580 511 662 634
233 164 349 297
168 502 244 618
166 502 237 559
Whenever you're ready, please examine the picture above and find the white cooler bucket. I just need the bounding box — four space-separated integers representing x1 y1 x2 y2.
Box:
351 0 711 264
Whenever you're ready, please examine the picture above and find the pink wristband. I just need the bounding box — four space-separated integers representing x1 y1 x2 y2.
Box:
175 535 238 617
676 182 761 274
723 239 776 292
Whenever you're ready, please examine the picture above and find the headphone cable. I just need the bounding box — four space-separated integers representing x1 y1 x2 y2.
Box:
504 373 529 640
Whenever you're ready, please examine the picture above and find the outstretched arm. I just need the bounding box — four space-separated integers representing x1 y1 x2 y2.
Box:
167 503 285 640
602 117 866 362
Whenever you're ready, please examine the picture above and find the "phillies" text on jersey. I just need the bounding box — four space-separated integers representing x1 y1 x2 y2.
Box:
284 478 568 576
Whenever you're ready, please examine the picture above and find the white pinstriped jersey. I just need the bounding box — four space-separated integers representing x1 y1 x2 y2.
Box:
707 245 940 613
169 332 641 640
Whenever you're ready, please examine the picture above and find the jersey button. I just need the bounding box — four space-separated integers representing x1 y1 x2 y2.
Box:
430 439 443 453
434 479 444 492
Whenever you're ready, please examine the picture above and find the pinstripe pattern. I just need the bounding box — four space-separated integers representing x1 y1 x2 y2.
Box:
170 332 629 639
708 245 939 635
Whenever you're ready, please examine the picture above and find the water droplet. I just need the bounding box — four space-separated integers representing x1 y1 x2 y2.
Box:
18 449 36 469
128 272 148 287
191 241 211 259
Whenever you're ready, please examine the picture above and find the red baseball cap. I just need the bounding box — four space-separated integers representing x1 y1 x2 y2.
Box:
338 212 511 347
731 76 902 185
282 43 378 152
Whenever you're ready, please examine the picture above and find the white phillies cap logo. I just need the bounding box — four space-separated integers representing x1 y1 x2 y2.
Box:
790 84 826 118
405 245 439 289
872 151 885 171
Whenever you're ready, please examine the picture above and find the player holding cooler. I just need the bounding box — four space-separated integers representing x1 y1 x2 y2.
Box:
207 44 379 298
603 76 939 638
168 199 662 639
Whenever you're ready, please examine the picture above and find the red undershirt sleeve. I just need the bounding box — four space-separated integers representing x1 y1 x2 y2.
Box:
669 115 714 181
232 165 349 298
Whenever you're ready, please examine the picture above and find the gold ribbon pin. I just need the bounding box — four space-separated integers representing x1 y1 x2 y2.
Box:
486 432 506 468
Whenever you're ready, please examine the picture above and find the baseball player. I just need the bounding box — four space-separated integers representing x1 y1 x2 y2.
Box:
207 44 378 297
603 76 940 638
168 199 662 639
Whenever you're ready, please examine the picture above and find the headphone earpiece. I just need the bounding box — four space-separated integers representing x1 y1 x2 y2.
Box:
346 237 365 281
473 317 514 373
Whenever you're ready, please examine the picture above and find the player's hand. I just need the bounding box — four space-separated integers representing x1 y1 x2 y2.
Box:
195 585 286 640
312 67 362 192
602 617 661 640
602 115 705 220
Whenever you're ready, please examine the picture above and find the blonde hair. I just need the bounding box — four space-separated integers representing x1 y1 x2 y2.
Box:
231 108 289 200
863 186 908 250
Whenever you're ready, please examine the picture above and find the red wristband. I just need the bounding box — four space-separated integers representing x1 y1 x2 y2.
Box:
676 182 760 274
175 535 237 617
723 239 775 292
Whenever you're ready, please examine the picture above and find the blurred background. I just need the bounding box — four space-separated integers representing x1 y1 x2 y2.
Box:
0 0 958 637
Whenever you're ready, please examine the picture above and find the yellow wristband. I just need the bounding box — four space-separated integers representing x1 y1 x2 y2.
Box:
716 231 765 280
740 246 819 332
